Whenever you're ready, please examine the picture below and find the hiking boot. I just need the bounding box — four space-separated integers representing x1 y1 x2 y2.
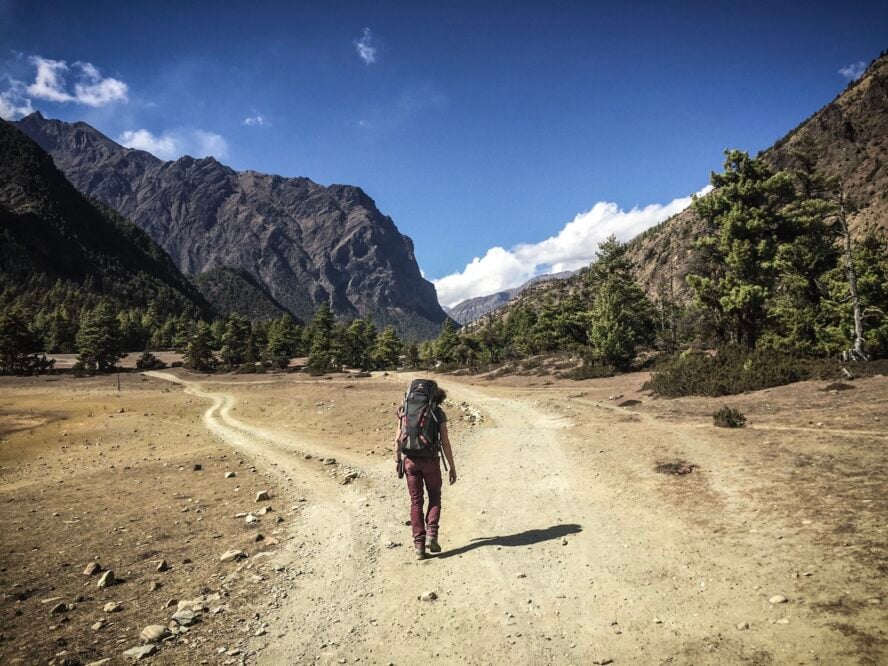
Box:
414 546 426 560
426 538 441 553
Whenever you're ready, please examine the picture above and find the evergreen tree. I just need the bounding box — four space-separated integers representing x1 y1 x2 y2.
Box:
264 315 300 369
220 314 251 367
372 326 402 369
307 304 337 373
0 308 53 375
688 150 797 348
586 238 655 369
343 318 377 370
404 341 421 368
183 322 216 371
76 302 124 372
434 319 459 365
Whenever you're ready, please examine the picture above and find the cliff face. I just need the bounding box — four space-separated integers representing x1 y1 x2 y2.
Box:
446 272 575 325
16 113 450 337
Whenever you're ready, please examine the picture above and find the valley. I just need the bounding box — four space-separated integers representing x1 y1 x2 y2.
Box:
2 369 885 664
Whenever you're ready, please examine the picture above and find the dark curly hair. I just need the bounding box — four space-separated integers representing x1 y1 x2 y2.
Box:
437 387 447 401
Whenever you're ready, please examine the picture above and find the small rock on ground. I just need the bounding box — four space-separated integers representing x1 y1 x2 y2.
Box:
97 570 116 588
220 549 247 562
123 644 157 661
140 624 170 643
768 595 788 604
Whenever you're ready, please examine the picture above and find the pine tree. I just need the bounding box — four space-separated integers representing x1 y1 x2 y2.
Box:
434 319 459 365
76 302 124 372
586 237 655 369
0 307 53 375
220 314 251 367
307 304 337 373
372 326 402 369
183 322 216 371
688 150 797 348
264 315 300 369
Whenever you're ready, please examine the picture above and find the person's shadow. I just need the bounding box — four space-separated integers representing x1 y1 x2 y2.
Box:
435 523 582 559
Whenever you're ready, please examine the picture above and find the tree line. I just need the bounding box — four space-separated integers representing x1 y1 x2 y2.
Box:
427 146 888 372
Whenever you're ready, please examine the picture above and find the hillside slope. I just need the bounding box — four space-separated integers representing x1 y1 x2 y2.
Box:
15 113 449 338
627 50 888 300
0 119 209 318
446 271 574 324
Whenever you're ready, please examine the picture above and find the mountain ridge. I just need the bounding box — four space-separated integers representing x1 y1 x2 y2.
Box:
15 112 450 338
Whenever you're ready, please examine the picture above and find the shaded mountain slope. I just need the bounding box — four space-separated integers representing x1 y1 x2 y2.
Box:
16 112 449 338
0 119 209 317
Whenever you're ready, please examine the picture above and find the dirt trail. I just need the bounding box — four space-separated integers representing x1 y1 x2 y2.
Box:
146 371 885 665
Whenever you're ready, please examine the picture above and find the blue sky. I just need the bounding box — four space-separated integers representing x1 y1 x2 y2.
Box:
2 1 886 305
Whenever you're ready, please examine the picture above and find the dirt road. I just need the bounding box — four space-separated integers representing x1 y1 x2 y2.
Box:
143 371 887 665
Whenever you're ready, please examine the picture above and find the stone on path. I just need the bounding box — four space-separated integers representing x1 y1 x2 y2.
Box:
50 602 69 614
256 490 270 501
419 591 437 602
140 624 170 643
245 514 259 525
171 609 196 626
736 621 749 630
156 559 170 572
225 471 236 478
123 644 157 661
103 602 122 612
220 549 247 562
91 620 105 631
83 562 102 576
97 570 116 588
769 595 788 604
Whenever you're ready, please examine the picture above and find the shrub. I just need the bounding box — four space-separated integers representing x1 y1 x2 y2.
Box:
713 406 747 428
135 351 166 370
647 347 834 397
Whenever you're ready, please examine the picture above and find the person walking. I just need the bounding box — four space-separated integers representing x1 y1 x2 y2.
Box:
395 379 457 559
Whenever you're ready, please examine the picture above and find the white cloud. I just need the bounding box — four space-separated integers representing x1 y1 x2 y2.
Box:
192 130 229 159
838 61 867 81
0 55 127 118
355 27 377 64
243 113 267 127
118 128 229 160
118 129 180 159
432 187 711 307
25 56 128 106
0 79 34 119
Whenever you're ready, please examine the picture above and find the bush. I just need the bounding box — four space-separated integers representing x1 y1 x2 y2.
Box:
135 351 166 370
647 347 835 397
713 406 747 428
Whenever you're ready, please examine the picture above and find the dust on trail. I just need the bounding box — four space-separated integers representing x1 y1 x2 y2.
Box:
146 371 883 665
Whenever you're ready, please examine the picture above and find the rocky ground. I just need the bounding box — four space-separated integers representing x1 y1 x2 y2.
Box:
1 367 886 665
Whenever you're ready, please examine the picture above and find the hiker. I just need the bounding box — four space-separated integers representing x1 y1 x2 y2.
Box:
394 379 457 559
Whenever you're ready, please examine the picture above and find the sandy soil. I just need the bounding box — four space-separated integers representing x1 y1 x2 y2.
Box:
1 368 886 665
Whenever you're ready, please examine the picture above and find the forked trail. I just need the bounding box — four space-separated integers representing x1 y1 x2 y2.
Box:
146 371 879 665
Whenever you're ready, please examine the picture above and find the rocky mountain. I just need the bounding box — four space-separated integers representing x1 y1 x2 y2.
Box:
0 119 209 318
15 112 449 338
445 271 574 324
192 267 290 320
627 50 888 300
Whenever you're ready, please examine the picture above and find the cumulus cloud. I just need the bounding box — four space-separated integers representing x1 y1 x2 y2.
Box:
0 78 34 119
0 54 127 118
118 129 180 160
432 187 711 307
838 61 867 81
355 27 377 64
26 56 128 106
243 112 267 127
118 128 229 160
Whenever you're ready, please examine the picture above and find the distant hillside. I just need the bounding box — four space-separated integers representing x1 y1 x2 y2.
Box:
16 113 450 338
446 271 574 324
626 50 888 301
0 119 209 319
193 267 293 320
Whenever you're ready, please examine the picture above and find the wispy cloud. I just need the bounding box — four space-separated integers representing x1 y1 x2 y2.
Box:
243 112 267 127
0 54 127 119
356 83 446 130
118 128 229 160
838 60 867 81
433 187 711 307
354 27 377 65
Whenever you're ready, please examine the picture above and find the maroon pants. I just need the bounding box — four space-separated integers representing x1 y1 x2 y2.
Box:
404 456 442 547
